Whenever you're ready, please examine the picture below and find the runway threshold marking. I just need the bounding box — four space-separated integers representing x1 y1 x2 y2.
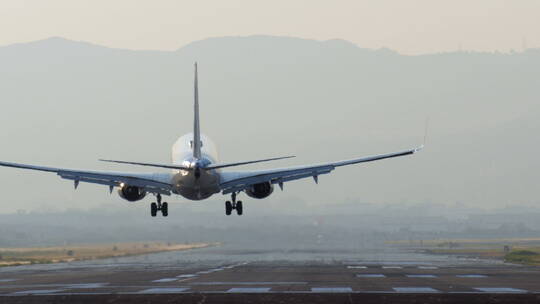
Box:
227 287 270 293
311 287 353 293
393 287 439 293
357 274 386 278
474 287 527 293
457 275 488 278
138 288 190 294
406 274 437 278
152 278 178 283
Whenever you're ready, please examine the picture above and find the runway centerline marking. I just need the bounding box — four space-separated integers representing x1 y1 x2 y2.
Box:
152 278 178 283
457 275 488 278
312 287 353 293
418 266 438 269
138 287 190 294
64 283 108 289
357 274 386 278
347 266 367 269
227 287 270 293
406 274 437 278
176 274 197 278
393 287 439 293
474 287 527 293
382 266 402 269
0 279 19 283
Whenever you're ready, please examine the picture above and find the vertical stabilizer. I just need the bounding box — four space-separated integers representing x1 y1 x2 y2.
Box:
193 62 202 159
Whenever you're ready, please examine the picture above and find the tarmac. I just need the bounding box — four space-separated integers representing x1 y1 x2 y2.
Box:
1 245 540 303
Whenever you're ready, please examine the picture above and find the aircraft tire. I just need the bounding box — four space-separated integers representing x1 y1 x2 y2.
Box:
236 201 243 216
151 202 157 217
162 202 168 217
225 201 232 215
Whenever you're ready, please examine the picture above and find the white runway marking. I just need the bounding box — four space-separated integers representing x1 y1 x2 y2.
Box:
393 287 439 293
0 279 18 283
64 283 108 289
418 266 438 269
474 287 527 293
13 289 65 295
177 274 197 278
457 275 487 278
311 287 353 293
152 278 178 283
347 266 367 269
382 266 402 269
357 274 386 278
406 274 437 278
227 287 270 293
138 288 190 294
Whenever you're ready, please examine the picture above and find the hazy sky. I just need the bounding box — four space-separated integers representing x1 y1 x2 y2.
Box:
1 0 539 54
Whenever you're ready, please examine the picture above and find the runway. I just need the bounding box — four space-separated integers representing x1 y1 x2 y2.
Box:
1 246 540 303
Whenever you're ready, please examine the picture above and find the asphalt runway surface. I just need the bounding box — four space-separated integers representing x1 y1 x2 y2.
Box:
1 245 539 303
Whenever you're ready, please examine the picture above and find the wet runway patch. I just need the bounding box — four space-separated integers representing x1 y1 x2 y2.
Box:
406 274 437 278
393 287 439 293
474 287 527 293
311 287 353 293
227 287 270 293
356 274 386 278
138 288 189 294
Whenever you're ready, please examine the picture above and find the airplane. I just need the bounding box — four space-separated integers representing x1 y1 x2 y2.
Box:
0 63 423 217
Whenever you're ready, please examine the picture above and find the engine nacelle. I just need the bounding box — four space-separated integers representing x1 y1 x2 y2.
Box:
245 182 274 199
118 185 146 202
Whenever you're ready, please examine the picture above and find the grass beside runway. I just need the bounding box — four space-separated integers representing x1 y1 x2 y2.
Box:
388 238 540 266
0 242 216 267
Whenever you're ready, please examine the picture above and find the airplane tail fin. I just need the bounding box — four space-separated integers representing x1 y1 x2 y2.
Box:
193 62 202 159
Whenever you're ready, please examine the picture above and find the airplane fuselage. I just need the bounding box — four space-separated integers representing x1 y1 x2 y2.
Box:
170 133 221 200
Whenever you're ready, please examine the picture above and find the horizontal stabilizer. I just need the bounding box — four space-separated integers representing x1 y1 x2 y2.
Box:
99 159 191 170
205 156 295 170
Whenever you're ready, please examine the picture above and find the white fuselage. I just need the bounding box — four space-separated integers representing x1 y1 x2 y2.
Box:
170 133 221 200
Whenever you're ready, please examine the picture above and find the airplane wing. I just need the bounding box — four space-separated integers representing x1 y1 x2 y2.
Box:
219 146 423 195
0 160 173 195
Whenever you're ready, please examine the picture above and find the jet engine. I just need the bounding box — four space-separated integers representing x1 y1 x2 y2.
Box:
245 182 274 199
118 185 147 202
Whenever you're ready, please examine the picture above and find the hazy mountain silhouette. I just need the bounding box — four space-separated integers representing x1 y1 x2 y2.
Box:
0 35 539 213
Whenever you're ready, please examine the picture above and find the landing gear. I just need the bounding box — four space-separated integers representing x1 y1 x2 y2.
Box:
225 193 243 216
151 194 168 217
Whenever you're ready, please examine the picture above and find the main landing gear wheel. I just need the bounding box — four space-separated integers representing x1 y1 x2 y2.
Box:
225 201 233 215
225 193 244 216
236 201 243 215
150 194 168 217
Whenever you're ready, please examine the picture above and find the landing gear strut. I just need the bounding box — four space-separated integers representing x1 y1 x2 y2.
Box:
151 194 168 217
225 192 243 216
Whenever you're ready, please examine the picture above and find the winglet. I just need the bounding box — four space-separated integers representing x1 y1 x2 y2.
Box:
193 62 202 159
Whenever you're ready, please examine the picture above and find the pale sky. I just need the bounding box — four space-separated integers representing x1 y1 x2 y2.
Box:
1 0 539 54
